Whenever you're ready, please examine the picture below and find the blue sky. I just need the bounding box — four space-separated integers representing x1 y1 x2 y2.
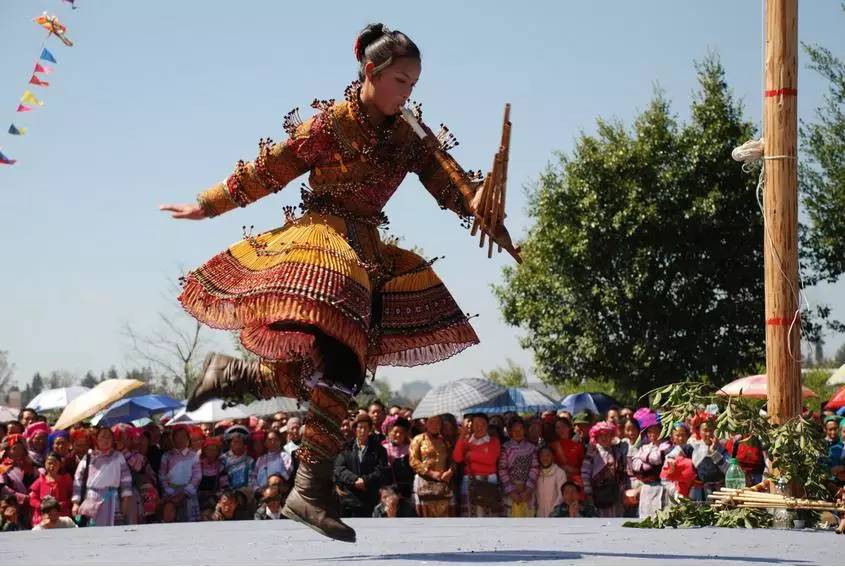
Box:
1 1 843 393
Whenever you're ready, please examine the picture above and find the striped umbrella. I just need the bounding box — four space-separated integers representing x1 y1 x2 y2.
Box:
412 378 505 419
466 387 559 415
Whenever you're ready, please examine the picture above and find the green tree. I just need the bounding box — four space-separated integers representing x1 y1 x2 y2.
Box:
495 56 772 397
801 8 845 286
834 342 845 366
80 371 100 389
481 359 528 387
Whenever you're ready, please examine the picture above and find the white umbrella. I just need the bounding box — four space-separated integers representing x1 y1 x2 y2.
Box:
245 397 307 416
0 405 18 421
167 399 250 424
27 386 91 412
826 364 845 387
412 378 506 419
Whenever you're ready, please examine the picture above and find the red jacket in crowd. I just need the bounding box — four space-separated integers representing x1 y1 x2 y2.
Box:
452 435 501 476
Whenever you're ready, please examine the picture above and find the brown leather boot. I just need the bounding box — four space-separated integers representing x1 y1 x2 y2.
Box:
282 458 356 543
187 353 264 411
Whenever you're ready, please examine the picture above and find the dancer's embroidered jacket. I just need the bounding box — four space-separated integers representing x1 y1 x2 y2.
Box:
180 83 479 396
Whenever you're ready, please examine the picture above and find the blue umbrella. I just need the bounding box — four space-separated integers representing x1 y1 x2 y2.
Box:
465 387 559 415
93 394 184 426
559 393 600 416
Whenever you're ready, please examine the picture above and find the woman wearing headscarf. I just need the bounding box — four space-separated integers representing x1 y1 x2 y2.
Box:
113 424 151 525
581 421 626 517
498 417 539 518
381 415 413 500
71 427 134 527
0 434 38 528
631 411 671 518
158 424 202 522
24 422 51 468
198 436 228 508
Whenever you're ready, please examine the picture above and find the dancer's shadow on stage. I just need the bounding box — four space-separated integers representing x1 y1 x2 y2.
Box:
321 549 811 564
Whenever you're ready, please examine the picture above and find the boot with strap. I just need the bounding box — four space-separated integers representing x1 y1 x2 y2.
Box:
282 385 355 542
282 458 356 542
187 353 276 411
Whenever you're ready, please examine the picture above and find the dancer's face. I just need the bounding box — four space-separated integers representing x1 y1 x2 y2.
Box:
364 57 421 116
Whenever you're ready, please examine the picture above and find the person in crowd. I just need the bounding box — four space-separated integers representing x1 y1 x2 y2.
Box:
619 408 634 421
368 400 388 442
549 417 584 488
581 421 625 517
724 434 767 487
606 407 621 427
535 445 567 518
409 415 454 518
112 424 149 525
251 430 293 497
617 417 641 517
827 418 845 488
372 485 416 517
687 416 729 502
1 499 22 531
550 481 595 518
334 414 388 517
68 429 92 476
31 495 77 530
189 427 205 453
24 421 50 468
0 433 38 528
381 415 413 500
221 425 254 495
159 424 201 522
28 452 72 526
254 485 284 520
572 412 594 445
631 413 671 518
143 424 164 475
47 430 70 459
72 426 133 527
453 413 501 517
499 417 539 517
212 489 250 521
18 409 37 429
283 417 302 455
526 417 544 446
156 499 178 523
825 415 842 450
198 436 228 508
250 429 267 461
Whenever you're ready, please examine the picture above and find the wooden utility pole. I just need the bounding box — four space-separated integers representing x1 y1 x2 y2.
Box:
763 0 801 424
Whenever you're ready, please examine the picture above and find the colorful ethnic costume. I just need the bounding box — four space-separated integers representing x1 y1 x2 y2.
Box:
178 82 480 540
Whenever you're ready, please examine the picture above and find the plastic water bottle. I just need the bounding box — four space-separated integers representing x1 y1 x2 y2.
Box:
724 457 746 489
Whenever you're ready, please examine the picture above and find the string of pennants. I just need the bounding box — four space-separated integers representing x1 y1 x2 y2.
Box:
2 6 77 166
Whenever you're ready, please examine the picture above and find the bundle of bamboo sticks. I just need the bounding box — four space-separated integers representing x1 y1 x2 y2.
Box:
470 104 511 259
708 487 845 513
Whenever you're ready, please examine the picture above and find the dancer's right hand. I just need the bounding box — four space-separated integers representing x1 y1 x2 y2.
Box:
159 203 206 220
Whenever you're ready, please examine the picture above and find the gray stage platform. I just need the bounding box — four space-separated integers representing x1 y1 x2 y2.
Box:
1 518 841 565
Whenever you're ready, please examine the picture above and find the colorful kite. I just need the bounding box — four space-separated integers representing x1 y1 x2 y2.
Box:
8 125 27 136
34 13 73 47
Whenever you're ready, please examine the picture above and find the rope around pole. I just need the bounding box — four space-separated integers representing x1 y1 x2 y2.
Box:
732 138 806 364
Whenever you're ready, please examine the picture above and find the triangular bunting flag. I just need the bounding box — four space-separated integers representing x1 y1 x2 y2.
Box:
0 151 17 165
8 124 28 136
40 48 57 64
34 63 53 75
29 74 50 87
17 105 33 113
20 91 44 106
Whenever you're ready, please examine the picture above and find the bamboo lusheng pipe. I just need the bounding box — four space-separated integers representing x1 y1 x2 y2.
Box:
709 488 837 506
401 105 521 263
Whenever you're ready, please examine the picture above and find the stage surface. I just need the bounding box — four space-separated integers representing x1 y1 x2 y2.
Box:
1 518 840 565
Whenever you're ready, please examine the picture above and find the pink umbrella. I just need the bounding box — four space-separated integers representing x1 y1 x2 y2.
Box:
717 374 817 399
